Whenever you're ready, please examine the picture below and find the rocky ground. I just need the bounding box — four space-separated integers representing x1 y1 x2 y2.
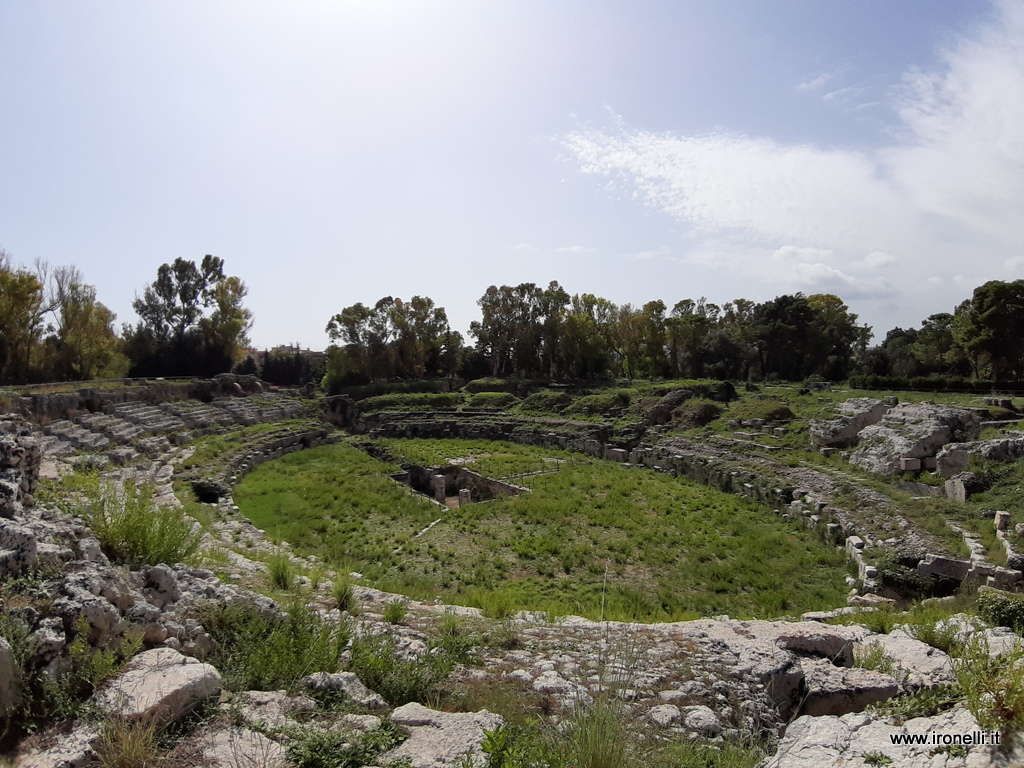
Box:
4 389 1024 767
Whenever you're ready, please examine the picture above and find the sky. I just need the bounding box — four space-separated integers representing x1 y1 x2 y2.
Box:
1 0 1022 350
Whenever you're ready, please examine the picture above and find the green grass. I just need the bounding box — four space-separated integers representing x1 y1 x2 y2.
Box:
77 475 201 569
234 438 849 621
178 419 319 474
188 598 349 692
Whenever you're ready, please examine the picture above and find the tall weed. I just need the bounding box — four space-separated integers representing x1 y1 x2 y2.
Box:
192 599 348 691
348 630 454 706
81 476 200 569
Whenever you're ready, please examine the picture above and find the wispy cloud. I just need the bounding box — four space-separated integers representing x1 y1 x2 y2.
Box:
629 246 671 260
563 1 1024 317
795 71 836 94
555 245 595 254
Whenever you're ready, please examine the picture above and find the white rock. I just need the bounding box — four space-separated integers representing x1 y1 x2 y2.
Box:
92 647 222 725
201 726 287 768
682 704 722 735
301 671 387 709
386 703 504 768
648 703 681 727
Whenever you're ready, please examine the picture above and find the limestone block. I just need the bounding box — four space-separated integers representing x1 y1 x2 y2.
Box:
16 723 100 768
747 622 858 666
201 726 287 768
899 457 921 472
302 671 386 709
234 690 316 730
385 703 504 768
144 563 182 609
0 637 19 717
647 703 681 727
762 707 1024 768
799 659 898 717
92 647 222 725
917 554 971 582
996 510 1011 531
857 629 953 688
0 518 37 575
681 704 722 735
0 479 21 518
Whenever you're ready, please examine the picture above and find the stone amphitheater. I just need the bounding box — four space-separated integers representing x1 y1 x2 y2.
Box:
2 380 1024 767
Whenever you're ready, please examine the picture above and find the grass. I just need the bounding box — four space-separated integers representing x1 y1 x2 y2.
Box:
287 719 407 768
330 577 357 612
347 630 454 706
178 419 319 474
74 475 201 569
233 438 850 621
266 550 297 591
188 598 348 692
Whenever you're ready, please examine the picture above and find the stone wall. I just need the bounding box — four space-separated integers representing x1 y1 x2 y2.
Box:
5 374 268 423
401 463 529 502
0 415 41 516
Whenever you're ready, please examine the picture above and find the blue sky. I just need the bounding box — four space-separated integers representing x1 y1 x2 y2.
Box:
1 1 1019 349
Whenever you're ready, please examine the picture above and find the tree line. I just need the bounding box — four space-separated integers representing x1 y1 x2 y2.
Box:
0 249 254 385
4 244 1022 389
325 279 1024 389
324 281 872 388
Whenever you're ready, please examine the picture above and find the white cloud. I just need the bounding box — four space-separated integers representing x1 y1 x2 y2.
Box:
563 1 1024 314
629 246 671 260
773 246 834 263
796 72 834 94
1004 256 1024 270
862 251 897 268
555 245 595 253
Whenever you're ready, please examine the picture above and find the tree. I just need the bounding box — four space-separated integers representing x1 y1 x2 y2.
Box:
132 255 225 346
953 281 1024 381
913 313 963 375
45 278 128 380
0 250 44 384
805 294 871 380
129 255 249 376
200 275 253 373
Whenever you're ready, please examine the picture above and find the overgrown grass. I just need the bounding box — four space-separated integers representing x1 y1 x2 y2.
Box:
347 630 454 706
179 419 317 473
266 550 297 591
76 475 201 569
235 439 849 621
0 615 142 736
189 599 348 692
287 718 407 768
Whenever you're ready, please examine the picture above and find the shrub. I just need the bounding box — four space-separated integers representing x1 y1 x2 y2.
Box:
358 392 462 412
564 391 630 416
267 551 297 591
674 398 723 427
348 630 454 706
976 589 1024 632
192 599 348 691
953 637 1024 748
854 642 897 675
464 378 542 394
725 401 795 422
466 392 520 409
287 719 406 768
519 391 573 412
82 477 201 569
383 599 408 624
